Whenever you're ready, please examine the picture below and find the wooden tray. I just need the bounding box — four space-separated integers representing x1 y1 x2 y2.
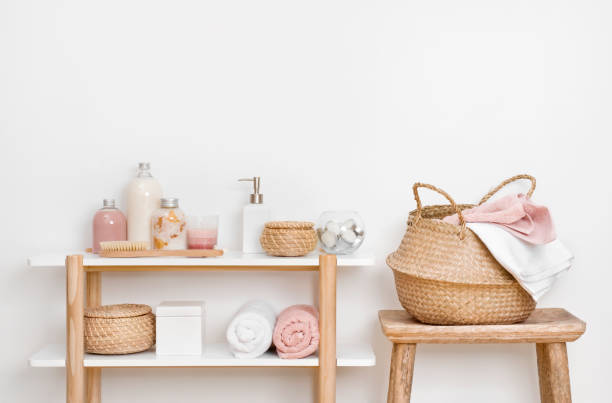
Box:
97 249 224 258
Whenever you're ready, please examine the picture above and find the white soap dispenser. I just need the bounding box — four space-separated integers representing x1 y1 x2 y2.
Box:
238 177 270 253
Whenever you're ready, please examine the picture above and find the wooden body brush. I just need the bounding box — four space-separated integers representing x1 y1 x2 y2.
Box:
96 241 223 258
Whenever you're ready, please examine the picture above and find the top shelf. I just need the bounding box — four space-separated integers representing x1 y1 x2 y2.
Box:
27 251 375 268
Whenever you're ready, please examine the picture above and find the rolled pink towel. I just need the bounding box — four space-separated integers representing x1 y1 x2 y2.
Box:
273 304 320 359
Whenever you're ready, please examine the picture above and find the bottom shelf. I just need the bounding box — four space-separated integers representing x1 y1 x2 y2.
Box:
30 343 375 368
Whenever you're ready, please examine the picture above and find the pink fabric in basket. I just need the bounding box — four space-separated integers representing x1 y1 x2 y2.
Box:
443 193 556 244
273 304 320 359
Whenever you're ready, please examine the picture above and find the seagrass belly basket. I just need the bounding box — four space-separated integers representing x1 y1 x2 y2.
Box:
386 175 537 325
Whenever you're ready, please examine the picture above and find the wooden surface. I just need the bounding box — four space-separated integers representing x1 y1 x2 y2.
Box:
82 265 320 272
86 273 101 308
66 255 84 403
387 343 416 403
318 254 337 403
537 343 572 403
98 249 224 258
380 309 584 403
85 272 101 403
86 368 101 403
379 309 586 344
28 251 375 268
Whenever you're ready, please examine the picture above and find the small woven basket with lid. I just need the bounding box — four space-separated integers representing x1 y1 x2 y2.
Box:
387 175 538 325
260 221 318 257
84 304 155 355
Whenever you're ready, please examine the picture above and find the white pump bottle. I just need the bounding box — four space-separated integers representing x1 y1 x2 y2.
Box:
238 177 270 253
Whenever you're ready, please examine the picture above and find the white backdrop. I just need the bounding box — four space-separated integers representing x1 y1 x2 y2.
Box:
1 1 610 402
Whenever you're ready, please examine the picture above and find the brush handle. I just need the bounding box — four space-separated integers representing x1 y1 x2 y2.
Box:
98 249 224 258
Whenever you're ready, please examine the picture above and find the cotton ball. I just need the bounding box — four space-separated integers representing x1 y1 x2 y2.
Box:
325 221 341 235
353 225 365 237
342 219 356 230
321 230 337 248
340 229 357 243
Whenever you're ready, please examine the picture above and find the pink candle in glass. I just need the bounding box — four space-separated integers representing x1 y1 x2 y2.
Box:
93 199 127 253
187 215 219 250
187 228 218 249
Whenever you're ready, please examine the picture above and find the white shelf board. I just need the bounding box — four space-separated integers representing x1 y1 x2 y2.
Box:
29 342 375 368
27 251 375 268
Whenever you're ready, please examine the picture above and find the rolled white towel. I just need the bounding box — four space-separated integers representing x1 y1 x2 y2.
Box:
226 300 276 359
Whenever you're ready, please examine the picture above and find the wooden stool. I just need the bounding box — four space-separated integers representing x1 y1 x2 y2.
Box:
379 309 586 403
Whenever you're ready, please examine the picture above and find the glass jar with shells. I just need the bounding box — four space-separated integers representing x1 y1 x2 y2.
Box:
316 211 365 254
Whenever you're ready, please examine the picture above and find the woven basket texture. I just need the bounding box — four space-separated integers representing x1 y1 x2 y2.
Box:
84 304 155 354
264 221 314 230
387 175 538 325
260 221 317 257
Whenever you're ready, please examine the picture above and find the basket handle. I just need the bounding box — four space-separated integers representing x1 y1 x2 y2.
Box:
478 174 536 205
413 182 467 240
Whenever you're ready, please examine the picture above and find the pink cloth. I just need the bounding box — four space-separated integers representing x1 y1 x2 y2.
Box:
272 304 320 359
443 194 556 244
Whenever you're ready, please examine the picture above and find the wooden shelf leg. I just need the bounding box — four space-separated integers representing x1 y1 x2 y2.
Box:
66 255 85 403
536 343 572 403
86 369 101 403
318 254 337 403
86 272 102 403
387 343 416 403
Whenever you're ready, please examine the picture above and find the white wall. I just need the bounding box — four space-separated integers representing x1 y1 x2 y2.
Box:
1 0 610 402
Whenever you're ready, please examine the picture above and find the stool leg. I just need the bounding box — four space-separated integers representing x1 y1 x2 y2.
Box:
387 343 416 403
536 343 572 403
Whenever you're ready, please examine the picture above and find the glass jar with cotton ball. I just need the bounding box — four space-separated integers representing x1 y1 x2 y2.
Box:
316 211 365 254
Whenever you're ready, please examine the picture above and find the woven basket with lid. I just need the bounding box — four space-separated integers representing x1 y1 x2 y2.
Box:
387 175 538 325
260 221 317 257
84 304 155 354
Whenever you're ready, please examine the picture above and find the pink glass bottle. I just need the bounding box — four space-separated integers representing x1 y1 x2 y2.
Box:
93 199 127 253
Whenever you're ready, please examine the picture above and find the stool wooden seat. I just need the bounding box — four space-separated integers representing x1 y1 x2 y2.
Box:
379 308 586 403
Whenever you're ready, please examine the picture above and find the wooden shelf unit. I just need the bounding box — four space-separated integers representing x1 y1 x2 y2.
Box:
28 252 376 403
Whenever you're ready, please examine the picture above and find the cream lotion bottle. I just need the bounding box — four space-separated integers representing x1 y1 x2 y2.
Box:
238 177 270 253
127 162 163 247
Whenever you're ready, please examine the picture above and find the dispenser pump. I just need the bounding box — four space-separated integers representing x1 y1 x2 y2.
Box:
238 177 263 204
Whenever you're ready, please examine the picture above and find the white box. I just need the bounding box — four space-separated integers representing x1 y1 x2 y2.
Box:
155 301 205 355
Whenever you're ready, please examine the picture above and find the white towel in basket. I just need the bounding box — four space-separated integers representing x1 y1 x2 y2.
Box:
467 222 573 301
